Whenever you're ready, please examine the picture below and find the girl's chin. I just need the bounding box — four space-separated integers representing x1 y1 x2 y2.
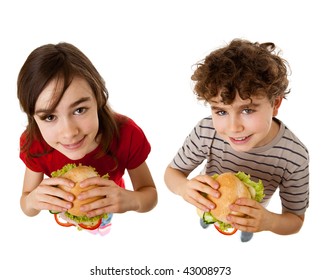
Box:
57 148 88 160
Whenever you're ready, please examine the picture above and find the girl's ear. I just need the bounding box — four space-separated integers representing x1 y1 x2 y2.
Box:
272 96 283 117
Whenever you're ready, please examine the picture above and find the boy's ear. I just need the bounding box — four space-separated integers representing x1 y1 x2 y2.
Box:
272 96 283 116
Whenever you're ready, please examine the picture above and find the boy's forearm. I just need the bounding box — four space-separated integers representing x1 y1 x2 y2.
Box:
268 212 304 235
164 166 189 196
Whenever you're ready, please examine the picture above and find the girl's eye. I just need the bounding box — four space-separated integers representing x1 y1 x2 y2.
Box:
74 107 87 115
43 115 56 122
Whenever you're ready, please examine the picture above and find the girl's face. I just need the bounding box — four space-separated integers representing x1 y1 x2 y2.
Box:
34 77 100 160
209 92 282 152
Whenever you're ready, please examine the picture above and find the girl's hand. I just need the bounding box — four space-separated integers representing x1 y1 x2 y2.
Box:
227 198 272 232
182 174 220 212
77 177 137 217
26 177 75 213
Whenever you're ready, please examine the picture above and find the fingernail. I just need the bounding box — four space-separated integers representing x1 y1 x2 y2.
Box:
66 203 72 209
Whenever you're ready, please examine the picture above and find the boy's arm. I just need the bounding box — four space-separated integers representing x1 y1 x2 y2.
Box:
164 165 220 212
164 165 190 196
229 198 305 235
266 212 304 235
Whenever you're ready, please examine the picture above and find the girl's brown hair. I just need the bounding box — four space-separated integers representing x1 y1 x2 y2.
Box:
17 42 121 158
192 39 291 104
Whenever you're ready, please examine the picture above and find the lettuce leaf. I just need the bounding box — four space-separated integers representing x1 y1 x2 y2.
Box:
65 212 108 224
51 163 77 178
203 212 232 231
50 163 108 178
234 171 265 202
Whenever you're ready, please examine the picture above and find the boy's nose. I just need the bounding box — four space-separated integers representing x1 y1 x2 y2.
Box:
228 116 244 133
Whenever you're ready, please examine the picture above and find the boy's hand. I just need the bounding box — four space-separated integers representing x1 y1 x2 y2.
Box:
227 198 271 232
184 174 220 212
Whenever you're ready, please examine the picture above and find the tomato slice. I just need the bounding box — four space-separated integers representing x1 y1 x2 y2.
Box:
78 218 102 230
54 213 75 227
214 224 238 235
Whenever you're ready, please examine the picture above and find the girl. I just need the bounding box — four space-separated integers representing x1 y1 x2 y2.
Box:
17 42 157 234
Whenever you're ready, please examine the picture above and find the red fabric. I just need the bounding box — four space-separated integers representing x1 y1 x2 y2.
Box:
20 116 151 188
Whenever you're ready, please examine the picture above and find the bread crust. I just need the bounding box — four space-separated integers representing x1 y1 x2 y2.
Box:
58 166 104 216
207 172 251 224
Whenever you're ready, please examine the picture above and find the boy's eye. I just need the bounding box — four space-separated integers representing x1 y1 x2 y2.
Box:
242 108 254 114
215 110 227 116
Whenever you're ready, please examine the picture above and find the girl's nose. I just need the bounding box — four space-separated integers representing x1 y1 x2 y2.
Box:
60 118 79 139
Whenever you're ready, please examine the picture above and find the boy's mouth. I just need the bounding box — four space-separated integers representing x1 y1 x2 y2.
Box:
229 135 251 144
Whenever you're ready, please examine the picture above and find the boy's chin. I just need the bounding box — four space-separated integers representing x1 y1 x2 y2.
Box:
228 142 253 152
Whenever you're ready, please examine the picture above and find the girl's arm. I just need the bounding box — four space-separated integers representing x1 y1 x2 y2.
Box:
20 168 44 216
127 161 157 213
20 167 75 216
77 162 157 216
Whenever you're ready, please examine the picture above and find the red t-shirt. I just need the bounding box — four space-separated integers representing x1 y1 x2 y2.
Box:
20 116 151 188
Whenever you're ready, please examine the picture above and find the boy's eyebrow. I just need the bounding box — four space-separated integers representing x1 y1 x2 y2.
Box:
35 96 92 115
210 102 261 110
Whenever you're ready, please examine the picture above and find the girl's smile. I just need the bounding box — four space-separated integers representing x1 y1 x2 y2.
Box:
61 136 86 150
34 77 100 160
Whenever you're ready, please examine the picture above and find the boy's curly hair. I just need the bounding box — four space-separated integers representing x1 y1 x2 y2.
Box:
192 39 290 104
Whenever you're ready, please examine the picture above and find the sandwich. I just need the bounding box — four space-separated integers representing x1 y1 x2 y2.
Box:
198 171 264 235
50 163 109 230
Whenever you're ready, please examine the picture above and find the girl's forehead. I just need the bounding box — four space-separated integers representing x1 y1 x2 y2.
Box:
35 77 95 113
35 79 60 110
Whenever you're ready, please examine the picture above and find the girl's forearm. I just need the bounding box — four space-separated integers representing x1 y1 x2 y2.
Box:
20 193 40 217
133 186 158 213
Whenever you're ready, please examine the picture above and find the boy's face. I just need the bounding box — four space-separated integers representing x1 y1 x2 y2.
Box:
33 77 100 160
209 92 282 152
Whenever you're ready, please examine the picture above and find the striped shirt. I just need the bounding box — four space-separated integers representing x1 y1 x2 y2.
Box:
170 116 309 215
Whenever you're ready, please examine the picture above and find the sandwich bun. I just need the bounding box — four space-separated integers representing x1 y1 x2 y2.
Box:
58 165 104 216
207 172 251 224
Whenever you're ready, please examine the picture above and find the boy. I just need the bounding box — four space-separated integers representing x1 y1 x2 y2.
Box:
164 39 309 242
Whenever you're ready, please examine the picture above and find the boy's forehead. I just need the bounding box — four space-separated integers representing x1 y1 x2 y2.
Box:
209 93 267 106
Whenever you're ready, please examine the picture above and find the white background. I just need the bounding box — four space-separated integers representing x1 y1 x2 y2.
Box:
1 1 319 279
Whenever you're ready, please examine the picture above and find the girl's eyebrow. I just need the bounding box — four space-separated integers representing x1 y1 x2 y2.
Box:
69 96 92 108
35 96 92 115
